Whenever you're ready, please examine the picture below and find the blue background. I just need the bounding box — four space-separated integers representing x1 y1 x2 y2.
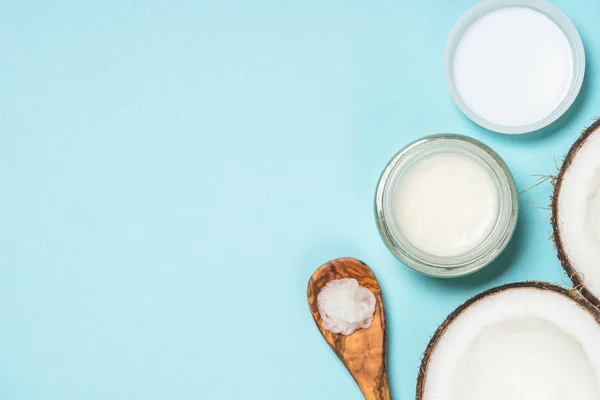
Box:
1 1 598 399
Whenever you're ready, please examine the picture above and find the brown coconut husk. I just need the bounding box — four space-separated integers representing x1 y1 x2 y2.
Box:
415 281 600 400
551 118 600 307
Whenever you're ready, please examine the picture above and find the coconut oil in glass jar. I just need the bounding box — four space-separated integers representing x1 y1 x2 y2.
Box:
375 134 518 277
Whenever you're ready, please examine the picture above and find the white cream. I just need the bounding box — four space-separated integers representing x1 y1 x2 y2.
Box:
317 278 376 336
453 7 573 127
392 153 498 257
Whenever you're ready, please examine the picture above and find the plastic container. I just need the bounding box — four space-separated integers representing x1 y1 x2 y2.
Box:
444 0 585 134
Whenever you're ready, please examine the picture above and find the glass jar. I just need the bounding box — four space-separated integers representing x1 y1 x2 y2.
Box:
374 134 518 277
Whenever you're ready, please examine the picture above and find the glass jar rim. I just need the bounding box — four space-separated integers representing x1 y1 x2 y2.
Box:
374 134 519 277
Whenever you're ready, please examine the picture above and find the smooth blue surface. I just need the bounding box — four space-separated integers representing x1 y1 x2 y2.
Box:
1 1 599 399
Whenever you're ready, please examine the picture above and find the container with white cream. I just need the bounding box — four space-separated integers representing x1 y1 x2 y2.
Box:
445 0 585 134
375 135 518 277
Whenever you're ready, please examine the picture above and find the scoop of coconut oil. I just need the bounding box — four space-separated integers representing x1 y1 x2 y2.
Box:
317 278 376 336
392 152 499 257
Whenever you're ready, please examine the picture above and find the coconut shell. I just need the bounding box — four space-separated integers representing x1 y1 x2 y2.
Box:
415 281 600 400
551 118 600 307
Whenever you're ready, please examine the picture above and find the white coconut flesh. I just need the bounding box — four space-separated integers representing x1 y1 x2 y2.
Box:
421 286 600 400
557 127 600 300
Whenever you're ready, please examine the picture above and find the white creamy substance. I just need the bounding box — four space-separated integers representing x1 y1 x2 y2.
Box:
317 278 376 336
558 131 600 298
453 7 573 127
392 153 498 257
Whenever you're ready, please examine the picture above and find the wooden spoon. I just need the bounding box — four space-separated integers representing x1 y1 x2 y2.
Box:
307 257 391 400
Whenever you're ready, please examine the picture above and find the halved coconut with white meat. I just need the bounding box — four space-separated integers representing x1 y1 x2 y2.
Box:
416 282 600 400
552 119 600 306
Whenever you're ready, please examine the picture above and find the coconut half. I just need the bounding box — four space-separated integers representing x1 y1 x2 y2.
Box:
416 282 600 400
552 119 600 306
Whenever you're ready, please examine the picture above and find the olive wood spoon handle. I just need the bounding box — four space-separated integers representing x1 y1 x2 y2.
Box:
307 257 391 400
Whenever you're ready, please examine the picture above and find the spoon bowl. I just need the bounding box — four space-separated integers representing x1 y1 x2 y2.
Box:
307 257 391 400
